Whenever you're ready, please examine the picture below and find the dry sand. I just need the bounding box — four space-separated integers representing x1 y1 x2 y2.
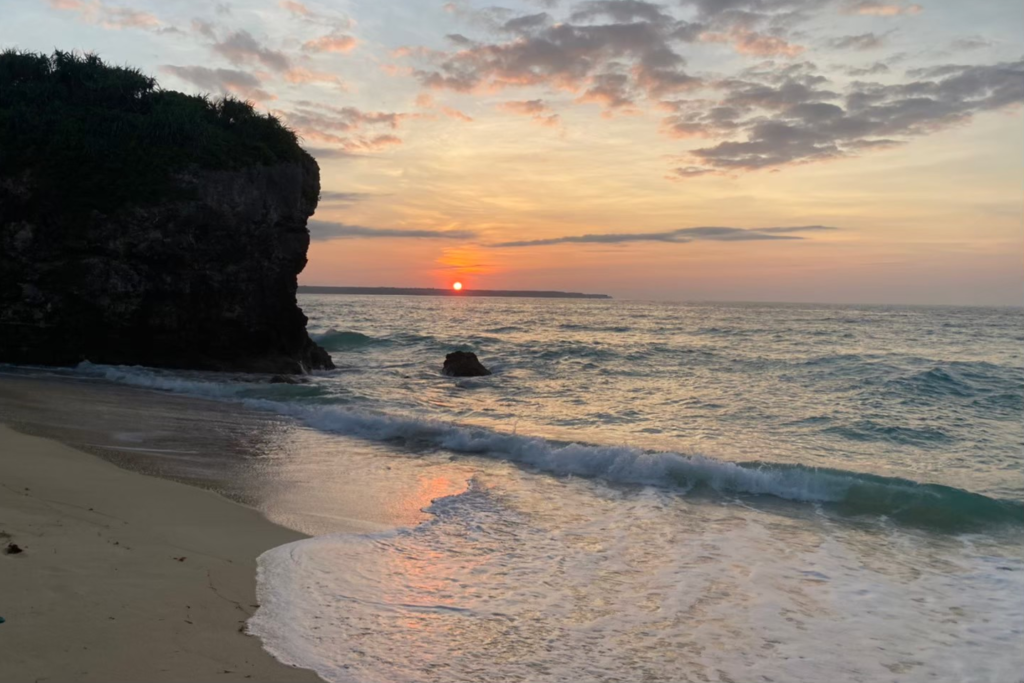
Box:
0 424 324 682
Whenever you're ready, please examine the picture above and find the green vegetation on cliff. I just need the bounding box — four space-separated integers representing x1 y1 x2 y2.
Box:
0 50 312 215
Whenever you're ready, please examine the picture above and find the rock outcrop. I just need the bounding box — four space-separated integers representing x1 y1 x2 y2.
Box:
0 162 333 373
0 51 333 374
442 351 492 377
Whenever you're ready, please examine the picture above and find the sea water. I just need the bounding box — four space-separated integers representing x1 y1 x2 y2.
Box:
11 297 1024 681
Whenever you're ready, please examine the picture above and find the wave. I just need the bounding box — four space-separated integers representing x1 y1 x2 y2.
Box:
823 420 953 446
76 362 252 397
311 329 383 351
886 362 1023 399
70 363 1023 532
901 367 977 397
531 342 619 362
74 362 329 399
246 401 1022 532
557 323 632 333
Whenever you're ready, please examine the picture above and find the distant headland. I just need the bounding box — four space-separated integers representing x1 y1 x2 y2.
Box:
299 286 612 299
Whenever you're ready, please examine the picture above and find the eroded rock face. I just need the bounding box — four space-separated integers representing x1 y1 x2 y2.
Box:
442 351 492 377
0 159 334 373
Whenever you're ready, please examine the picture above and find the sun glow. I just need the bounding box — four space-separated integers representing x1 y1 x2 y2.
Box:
452 282 463 291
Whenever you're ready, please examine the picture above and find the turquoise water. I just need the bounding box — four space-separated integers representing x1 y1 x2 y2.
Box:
28 296 1024 681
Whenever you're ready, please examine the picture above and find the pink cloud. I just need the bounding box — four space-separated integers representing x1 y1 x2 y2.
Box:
440 106 473 122
279 0 310 15
303 33 358 54
701 30 804 58
48 0 162 30
497 100 562 127
845 1 923 16
284 67 346 88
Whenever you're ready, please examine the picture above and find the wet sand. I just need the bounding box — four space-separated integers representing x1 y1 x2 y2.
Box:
0 423 325 682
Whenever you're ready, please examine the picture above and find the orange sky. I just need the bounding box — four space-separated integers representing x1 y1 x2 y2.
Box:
11 0 1024 304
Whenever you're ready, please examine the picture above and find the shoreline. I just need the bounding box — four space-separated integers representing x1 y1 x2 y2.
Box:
0 423 324 682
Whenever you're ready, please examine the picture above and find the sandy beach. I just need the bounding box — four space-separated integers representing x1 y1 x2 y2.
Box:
0 423 323 683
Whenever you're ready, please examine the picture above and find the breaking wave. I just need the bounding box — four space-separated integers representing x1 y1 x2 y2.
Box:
70 362 1024 532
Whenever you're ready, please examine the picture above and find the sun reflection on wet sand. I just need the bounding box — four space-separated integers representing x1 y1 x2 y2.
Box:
240 426 479 536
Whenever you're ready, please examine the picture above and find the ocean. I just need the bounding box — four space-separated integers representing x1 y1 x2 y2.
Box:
3 295 1023 682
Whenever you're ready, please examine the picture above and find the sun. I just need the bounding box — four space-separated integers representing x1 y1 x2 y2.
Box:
452 282 463 291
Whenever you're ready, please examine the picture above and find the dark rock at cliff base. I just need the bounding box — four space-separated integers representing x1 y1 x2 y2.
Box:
268 374 310 384
0 51 332 374
443 351 492 377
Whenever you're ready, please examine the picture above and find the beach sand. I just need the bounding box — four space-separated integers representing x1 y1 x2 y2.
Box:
0 423 324 682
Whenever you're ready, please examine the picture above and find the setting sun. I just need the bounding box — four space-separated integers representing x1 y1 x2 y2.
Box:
452 282 463 291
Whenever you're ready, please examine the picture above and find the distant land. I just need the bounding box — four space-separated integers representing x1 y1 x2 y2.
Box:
298 286 611 299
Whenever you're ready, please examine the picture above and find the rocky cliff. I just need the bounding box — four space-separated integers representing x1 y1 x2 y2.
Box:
0 50 333 373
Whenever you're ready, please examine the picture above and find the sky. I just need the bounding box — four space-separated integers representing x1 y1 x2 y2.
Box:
4 0 1023 304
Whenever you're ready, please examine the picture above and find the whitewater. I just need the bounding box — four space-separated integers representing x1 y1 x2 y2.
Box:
8 296 1023 681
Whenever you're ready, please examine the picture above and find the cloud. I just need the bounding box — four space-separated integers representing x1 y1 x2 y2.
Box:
948 37 993 52
843 61 890 76
502 12 554 34
213 30 291 72
497 99 562 126
411 95 473 121
279 0 353 30
47 0 162 30
844 0 922 16
279 0 310 15
577 72 636 108
293 101 412 128
569 1 672 24
498 99 551 115
301 132 402 152
303 33 358 54
319 191 377 202
827 32 890 51
395 0 834 124
661 102 745 139
192 18 217 39
676 58 1024 172
668 165 718 178
393 0 1019 179
308 221 477 241
701 29 805 58
303 147 364 159
283 67 345 87
161 65 275 102
404 12 703 105
493 225 837 247
440 106 474 122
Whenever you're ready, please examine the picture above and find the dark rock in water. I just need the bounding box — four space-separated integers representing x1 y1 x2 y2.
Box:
0 51 333 374
5 543 23 555
443 351 492 377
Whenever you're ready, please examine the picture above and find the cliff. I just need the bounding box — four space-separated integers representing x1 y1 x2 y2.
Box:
0 50 333 373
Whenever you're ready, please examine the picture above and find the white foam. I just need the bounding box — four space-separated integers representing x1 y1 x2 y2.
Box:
75 361 250 398
249 485 1024 683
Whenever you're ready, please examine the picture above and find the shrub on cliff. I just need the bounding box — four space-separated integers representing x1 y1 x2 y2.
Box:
0 49 313 216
